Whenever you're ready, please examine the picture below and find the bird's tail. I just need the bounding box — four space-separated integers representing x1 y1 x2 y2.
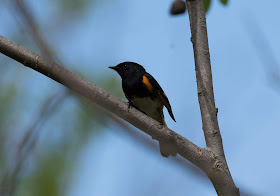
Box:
159 116 177 158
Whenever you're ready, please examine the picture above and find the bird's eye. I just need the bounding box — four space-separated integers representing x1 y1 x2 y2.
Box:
124 64 128 68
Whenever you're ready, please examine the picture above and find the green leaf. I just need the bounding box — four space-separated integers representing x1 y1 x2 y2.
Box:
220 0 228 5
203 0 211 13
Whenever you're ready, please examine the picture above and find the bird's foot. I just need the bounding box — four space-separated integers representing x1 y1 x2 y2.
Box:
128 101 133 109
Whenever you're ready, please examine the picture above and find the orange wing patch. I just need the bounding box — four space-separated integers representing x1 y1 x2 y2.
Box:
142 75 153 93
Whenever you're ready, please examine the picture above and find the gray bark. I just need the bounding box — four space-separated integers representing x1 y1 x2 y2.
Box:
0 1 240 191
0 34 209 169
186 0 239 195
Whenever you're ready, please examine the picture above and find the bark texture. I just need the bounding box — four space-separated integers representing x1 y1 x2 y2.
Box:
0 35 210 170
186 0 239 195
0 1 240 191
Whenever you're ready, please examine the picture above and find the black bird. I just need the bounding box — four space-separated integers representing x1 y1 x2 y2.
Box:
109 62 176 157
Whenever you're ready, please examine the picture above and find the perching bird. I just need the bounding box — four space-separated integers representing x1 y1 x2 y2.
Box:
109 62 176 157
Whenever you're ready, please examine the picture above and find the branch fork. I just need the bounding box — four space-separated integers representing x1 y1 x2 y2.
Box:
0 0 239 194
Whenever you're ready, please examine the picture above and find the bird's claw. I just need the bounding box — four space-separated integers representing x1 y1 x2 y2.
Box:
128 101 133 109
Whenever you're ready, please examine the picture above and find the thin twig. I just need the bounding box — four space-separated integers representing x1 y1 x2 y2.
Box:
1 92 68 196
4 2 208 194
0 2 70 195
243 15 280 91
13 0 61 63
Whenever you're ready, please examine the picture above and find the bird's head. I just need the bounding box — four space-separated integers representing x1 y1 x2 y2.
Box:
109 62 145 79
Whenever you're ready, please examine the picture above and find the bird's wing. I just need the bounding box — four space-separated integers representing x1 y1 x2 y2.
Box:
144 73 176 122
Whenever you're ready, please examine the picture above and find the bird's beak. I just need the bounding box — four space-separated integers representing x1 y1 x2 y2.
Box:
109 66 120 72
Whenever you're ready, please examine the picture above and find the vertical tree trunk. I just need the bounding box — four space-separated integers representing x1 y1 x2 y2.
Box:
186 0 240 195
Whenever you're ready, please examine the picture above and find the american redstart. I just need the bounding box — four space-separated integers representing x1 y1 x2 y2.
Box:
109 62 176 157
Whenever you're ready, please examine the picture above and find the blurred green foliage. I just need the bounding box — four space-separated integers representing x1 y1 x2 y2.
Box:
220 0 228 6
13 98 107 196
204 0 211 13
0 0 230 195
58 0 92 13
204 0 229 13
0 0 114 196
0 81 18 176
16 154 68 196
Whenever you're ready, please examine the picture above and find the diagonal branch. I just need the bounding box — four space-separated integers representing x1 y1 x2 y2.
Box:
4 2 208 192
0 35 213 172
243 16 280 91
102 108 206 178
1 2 70 194
1 0 241 194
1 92 68 196
186 0 239 195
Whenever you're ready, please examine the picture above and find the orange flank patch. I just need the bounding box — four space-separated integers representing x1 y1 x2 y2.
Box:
142 75 153 93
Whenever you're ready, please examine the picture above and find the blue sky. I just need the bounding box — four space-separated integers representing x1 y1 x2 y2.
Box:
1 0 280 195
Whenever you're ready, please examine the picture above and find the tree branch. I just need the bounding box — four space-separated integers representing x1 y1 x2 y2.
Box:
186 0 221 153
0 35 214 172
0 2 70 194
3 2 208 192
186 0 239 195
0 0 241 189
101 108 206 178
1 92 68 196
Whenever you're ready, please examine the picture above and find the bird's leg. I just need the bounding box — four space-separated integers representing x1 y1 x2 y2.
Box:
128 101 133 109
158 108 166 129
158 121 164 129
